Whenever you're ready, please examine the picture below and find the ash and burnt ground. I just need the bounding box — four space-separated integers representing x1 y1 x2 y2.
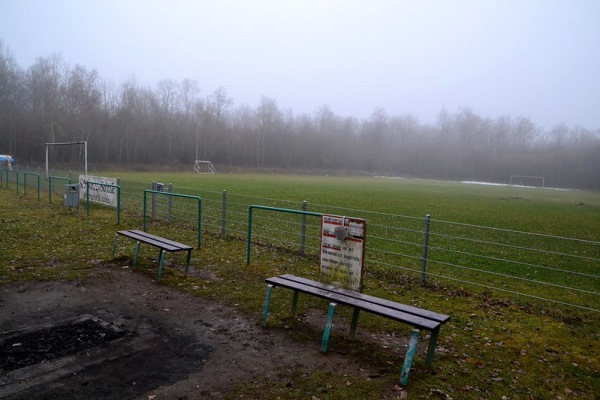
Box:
0 265 401 399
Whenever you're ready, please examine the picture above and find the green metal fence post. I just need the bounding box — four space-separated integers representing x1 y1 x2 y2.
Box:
167 183 173 224
300 200 307 255
246 206 254 264
143 190 148 231
221 190 227 237
420 214 431 285
117 185 121 225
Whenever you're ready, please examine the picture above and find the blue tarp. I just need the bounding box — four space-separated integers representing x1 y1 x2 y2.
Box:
0 155 15 164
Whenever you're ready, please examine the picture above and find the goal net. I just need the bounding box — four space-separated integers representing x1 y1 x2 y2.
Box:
509 175 544 187
194 160 215 174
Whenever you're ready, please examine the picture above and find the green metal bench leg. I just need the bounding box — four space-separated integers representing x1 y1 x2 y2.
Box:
349 307 360 337
112 233 119 258
425 328 440 366
184 250 192 275
133 241 141 269
262 284 274 328
157 250 166 281
291 290 299 315
400 329 420 385
321 302 337 353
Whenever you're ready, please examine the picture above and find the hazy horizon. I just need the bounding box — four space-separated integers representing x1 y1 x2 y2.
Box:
1 0 599 130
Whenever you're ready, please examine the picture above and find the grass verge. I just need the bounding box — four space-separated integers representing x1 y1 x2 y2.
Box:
1 189 598 399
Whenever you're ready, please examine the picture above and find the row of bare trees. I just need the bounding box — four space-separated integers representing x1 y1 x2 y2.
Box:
1 40 599 189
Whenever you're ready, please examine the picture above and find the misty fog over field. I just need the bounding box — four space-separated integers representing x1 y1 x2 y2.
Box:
0 39 599 190
0 1 599 190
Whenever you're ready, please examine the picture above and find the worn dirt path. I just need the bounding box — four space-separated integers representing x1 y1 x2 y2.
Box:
0 266 402 399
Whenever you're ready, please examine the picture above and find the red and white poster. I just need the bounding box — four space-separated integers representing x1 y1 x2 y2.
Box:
320 214 367 291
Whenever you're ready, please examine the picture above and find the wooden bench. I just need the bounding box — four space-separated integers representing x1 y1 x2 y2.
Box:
262 274 450 384
113 229 193 281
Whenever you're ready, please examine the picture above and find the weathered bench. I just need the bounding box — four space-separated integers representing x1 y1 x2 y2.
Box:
113 229 193 281
262 274 450 384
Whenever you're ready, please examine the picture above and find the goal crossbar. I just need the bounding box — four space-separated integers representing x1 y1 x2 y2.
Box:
194 160 215 174
46 141 88 177
509 175 544 187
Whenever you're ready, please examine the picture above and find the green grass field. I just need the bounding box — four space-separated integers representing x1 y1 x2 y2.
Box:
111 171 600 237
2 171 599 399
110 171 600 311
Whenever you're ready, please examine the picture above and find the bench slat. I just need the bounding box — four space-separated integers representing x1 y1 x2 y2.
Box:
117 231 181 252
117 230 192 252
266 276 440 331
279 274 450 324
128 230 193 250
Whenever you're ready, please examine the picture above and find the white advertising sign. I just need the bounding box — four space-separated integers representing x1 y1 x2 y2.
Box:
79 175 118 208
320 214 366 291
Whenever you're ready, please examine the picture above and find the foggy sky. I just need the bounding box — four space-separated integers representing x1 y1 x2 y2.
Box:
1 0 599 130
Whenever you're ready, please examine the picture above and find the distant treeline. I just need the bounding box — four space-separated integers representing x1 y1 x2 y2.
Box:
1 40 599 190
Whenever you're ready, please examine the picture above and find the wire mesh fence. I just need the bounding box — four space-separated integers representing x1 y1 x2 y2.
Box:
7 167 600 313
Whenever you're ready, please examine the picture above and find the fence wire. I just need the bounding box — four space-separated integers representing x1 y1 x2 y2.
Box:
9 168 600 313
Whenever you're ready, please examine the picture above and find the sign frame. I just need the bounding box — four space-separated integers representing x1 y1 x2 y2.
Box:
78 175 118 208
319 214 367 292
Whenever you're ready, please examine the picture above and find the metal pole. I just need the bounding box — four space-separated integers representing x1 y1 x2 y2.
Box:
197 196 202 248
420 214 431 285
167 183 173 224
143 190 148 231
221 190 227 237
116 185 121 225
45 145 48 179
300 200 308 255
246 207 254 264
84 141 88 177
151 181 156 219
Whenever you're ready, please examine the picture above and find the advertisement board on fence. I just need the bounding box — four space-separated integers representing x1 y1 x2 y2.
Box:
320 214 367 291
78 175 118 208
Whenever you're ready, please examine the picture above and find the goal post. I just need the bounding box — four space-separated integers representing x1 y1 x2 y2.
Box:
509 175 545 187
45 141 88 177
194 160 215 174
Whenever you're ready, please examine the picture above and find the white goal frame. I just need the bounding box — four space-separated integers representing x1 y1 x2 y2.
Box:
509 175 544 187
45 141 88 178
194 160 215 174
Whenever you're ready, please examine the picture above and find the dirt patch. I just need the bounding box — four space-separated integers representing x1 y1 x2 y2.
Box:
1 315 130 371
0 266 397 399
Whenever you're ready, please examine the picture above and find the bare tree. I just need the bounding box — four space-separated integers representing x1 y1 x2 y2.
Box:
255 95 281 166
179 79 201 119
157 79 179 162
26 53 69 160
204 87 233 161
208 86 233 127
0 40 22 155
63 65 102 146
